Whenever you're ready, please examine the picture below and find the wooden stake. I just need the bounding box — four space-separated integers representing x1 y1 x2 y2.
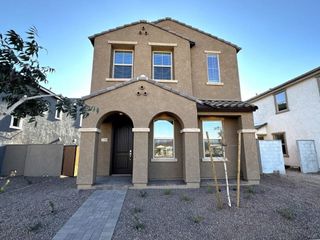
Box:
236 131 242 207
206 131 222 209
223 160 231 207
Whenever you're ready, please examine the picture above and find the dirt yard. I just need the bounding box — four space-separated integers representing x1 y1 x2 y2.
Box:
113 171 320 240
0 176 93 240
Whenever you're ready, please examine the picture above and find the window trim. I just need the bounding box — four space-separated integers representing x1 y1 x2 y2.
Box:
272 132 289 157
152 51 173 81
112 49 134 79
206 53 221 84
274 90 289 113
9 116 23 130
151 118 177 162
201 119 226 162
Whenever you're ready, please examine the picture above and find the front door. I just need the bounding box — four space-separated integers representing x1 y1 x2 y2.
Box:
112 118 133 174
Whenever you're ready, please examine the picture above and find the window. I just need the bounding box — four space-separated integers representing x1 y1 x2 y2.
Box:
9 116 22 129
274 91 288 112
153 52 172 80
153 119 174 160
273 132 288 156
257 135 265 140
202 120 224 160
207 54 220 83
113 50 133 79
55 109 62 120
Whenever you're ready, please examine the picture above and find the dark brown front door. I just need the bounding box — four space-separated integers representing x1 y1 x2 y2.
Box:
112 118 133 174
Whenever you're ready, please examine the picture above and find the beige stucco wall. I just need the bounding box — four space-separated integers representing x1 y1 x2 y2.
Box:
91 23 193 95
96 122 112 176
155 20 241 100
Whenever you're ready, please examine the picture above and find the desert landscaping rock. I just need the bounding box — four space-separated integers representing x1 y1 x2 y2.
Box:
112 172 320 240
0 176 93 240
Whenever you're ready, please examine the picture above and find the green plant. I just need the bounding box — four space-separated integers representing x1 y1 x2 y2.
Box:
0 170 17 193
139 190 147 198
192 215 204 224
163 189 172 195
24 177 33 185
133 215 145 231
180 195 192 202
133 207 143 214
277 208 296 220
245 186 256 194
27 222 42 232
206 186 213 194
49 201 56 214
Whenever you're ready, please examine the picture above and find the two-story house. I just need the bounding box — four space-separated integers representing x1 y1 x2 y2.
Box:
248 67 320 173
0 86 81 146
77 18 260 189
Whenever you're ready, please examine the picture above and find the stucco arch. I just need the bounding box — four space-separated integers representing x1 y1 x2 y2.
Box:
96 110 134 128
148 111 185 129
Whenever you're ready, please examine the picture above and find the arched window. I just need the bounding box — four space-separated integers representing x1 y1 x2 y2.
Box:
153 119 174 159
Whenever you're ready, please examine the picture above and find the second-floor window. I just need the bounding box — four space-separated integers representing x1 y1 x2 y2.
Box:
274 91 288 113
113 50 133 79
10 116 22 130
153 52 172 80
207 54 220 83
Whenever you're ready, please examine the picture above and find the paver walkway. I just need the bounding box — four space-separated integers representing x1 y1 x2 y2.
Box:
53 190 127 240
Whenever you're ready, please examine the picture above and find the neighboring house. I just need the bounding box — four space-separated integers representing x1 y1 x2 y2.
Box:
0 86 81 146
77 18 260 189
248 67 320 172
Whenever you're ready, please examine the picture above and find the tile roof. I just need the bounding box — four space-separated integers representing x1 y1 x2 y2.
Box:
198 99 258 112
153 17 241 52
88 20 195 46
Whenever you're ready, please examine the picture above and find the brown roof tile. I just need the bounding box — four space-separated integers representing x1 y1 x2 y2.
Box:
198 99 258 112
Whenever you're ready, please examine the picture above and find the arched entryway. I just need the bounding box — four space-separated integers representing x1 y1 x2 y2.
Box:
97 112 134 176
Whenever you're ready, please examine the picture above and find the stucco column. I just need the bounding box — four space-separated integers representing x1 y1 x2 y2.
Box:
132 128 149 188
239 114 260 184
76 128 100 189
181 129 201 187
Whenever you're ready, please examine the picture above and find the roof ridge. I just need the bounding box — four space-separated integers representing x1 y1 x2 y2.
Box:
88 20 195 46
247 66 320 102
153 17 241 52
83 77 201 103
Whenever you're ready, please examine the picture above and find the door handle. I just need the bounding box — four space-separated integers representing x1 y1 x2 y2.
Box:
129 150 132 160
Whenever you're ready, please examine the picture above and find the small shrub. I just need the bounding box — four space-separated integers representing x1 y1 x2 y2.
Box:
277 208 296 220
27 222 42 232
192 215 204 224
0 170 17 193
133 215 145 231
180 195 192 202
24 177 33 185
49 201 56 214
206 186 213 194
133 207 143 214
163 189 172 195
246 186 256 194
139 190 147 198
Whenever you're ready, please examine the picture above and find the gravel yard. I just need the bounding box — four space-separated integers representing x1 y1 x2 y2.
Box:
113 172 320 240
0 176 93 240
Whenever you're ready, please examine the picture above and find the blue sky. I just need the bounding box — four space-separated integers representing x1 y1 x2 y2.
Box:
1 0 319 100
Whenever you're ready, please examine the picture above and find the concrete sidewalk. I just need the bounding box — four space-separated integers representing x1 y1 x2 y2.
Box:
53 190 127 240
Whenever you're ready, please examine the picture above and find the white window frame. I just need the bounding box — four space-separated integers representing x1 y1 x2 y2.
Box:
274 90 289 113
79 114 83 127
9 116 23 130
206 53 221 84
202 119 226 162
151 119 177 162
55 100 62 120
112 49 134 79
152 51 173 81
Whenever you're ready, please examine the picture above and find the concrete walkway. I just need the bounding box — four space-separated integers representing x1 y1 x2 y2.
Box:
53 190 127 240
